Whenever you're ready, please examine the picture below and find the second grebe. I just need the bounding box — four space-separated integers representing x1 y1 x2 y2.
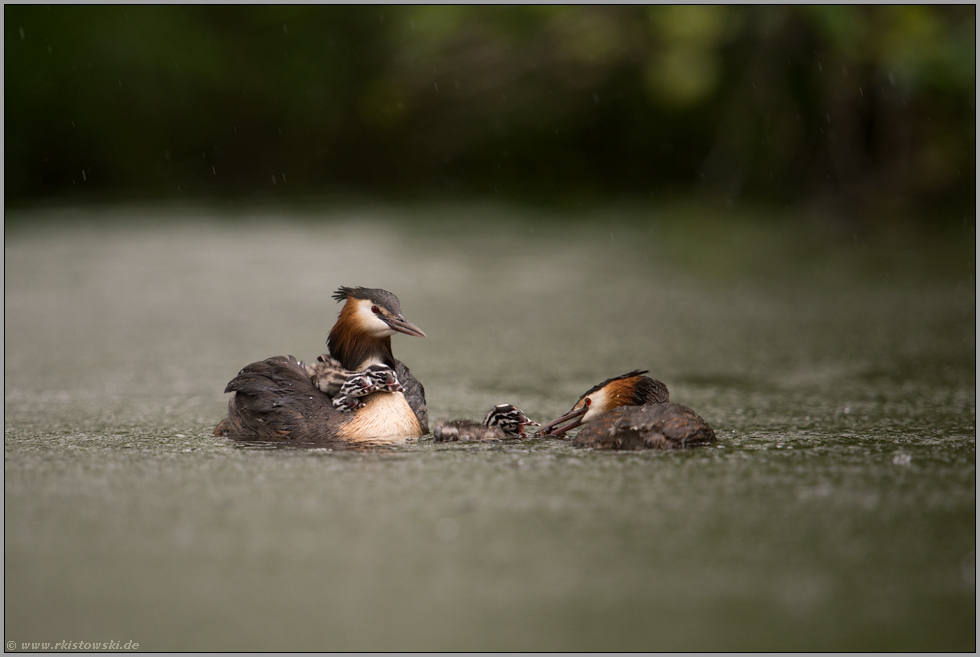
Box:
536 370 715 449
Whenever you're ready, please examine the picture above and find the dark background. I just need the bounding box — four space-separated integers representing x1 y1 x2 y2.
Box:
5 5 976 224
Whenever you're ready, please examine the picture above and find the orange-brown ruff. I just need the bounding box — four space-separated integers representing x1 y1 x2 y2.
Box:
328 298 396 371
214 287 427 443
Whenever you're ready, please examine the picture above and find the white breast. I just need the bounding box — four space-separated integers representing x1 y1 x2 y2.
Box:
337 391 423 442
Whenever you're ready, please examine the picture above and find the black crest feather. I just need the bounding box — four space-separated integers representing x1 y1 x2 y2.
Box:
332 286 402 314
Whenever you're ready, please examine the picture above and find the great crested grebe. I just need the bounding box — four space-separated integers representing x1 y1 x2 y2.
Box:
536 370 715 449
433 404 540 442
214 286 428 442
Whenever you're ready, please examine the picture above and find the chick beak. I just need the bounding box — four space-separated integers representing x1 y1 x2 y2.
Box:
386 314 427 338
518 417 541 437
536 406 588 437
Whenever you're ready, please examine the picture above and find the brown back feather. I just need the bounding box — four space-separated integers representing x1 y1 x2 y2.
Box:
631 375 669 405
218 355 345 440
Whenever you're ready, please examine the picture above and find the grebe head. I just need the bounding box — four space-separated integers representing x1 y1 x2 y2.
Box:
332 286 427 339
537 370 669 437
483 404 541 437
328 286 426 370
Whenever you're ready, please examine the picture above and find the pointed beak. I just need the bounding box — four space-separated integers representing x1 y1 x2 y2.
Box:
536 406 588 437
386 314 427 338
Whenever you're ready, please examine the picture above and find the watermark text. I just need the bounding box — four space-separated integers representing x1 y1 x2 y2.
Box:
6 640 139 651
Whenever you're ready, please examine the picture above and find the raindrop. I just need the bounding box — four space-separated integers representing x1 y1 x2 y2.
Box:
283 24 288 34
888 71 896 86
282 173 286 182
593 92 599 103
892 453 911 465
81 170 86 181
212 166 216 175
272 175 277 185
19 26 25 40
433 82 438 91
859 87 863 96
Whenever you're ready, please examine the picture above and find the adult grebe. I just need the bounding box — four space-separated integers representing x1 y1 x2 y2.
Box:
536 370 715 449
214 287 428 443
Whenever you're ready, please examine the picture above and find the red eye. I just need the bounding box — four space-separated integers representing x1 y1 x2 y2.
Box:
371 305 380 314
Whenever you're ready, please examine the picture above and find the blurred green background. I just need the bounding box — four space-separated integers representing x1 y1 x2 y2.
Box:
5 5 975 220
